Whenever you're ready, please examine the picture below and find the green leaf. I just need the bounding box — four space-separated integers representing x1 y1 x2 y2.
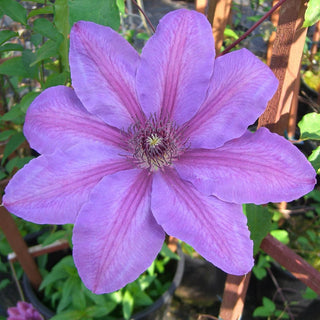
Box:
122 290 134 320
302 287 318 300
298 112 320 140
28 6 54 18
160 242 179 260
50 310 86 320
44 72 68 88
308 147 320 174
41 230 68 246
54 0 70 72
0 129 16 141
5 156 34 173
0 43 24 52
116 0 125 14
32 38 63 66
68 0 120 30
86 304 116 317
253 297 276 317
244 204 272 254
0 0 27 24
39 256 74 290
0 30 18 45
224 27 239 39
0 56 30 78
21 49 38 79
1 132 25 165
132 290 153 307
303 0 320 27
270 229 289 244
33 18 62 40
0 279 10 290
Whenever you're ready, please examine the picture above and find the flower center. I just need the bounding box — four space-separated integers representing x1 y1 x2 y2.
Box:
127 115 186 171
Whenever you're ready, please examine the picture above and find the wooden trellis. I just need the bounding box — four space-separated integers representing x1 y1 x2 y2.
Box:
0 1 320 319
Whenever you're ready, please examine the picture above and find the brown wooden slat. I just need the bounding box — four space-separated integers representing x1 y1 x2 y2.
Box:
0 206 42 289
258 0 308 134
261 234 320 295
219 273 251 320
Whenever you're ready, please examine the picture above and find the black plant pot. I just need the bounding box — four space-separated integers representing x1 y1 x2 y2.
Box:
23 246 185 320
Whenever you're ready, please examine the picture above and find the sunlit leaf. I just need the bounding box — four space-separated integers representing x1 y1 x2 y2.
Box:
270 229 289 245
308 147 320 174
303 0 320 27
298 112 320 140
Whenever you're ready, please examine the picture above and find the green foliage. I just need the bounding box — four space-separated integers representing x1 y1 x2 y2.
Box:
68 0 120 30
253 297 276 317
0 0 27 25
298 112 320 140
303 0 320 27
244 204 273 254
270 229 289 245
38 243 178 319
308 147 320 174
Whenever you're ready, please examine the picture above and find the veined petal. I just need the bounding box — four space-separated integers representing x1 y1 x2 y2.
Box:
175 128 316 204
151 169 253 275
3 142 133 224
183 49 278 149
24 86 124 154
73 169 165 294
136 9 215 124
70 21 143 129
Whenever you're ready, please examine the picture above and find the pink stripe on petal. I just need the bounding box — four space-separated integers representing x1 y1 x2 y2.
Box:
151 169 253 275
70 21 144 129
3 142 133 224
137 9 215 124
175 128 316 204
73 169 165 294
24 86 124 154
184 49 278 149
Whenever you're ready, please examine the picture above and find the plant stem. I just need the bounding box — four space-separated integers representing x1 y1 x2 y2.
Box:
131 0 156 34
267 267 294 320
218 0 288 56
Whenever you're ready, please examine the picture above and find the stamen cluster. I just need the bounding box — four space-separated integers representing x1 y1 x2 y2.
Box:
127 115 185 171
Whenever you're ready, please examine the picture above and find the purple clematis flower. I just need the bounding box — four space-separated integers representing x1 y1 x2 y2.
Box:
7 301 43 320
3 9 316 294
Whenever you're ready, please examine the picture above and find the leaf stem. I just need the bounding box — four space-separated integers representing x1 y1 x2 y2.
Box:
131 0 156 34
218 0 288 56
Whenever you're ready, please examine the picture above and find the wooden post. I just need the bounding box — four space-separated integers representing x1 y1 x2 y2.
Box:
266 0 280 66
219 273 251 320
0 205 42 289
258 0 308 134
209 0 232 53
195 0 207 14
261 234 320 295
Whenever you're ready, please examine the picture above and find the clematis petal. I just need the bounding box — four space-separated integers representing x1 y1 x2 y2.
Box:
3 142 133 224
136 9 215 124
70 21 143 129
175 127 316 204
73 169 165 294
183 49 278 149
151 169 253 275
24 86 124 154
